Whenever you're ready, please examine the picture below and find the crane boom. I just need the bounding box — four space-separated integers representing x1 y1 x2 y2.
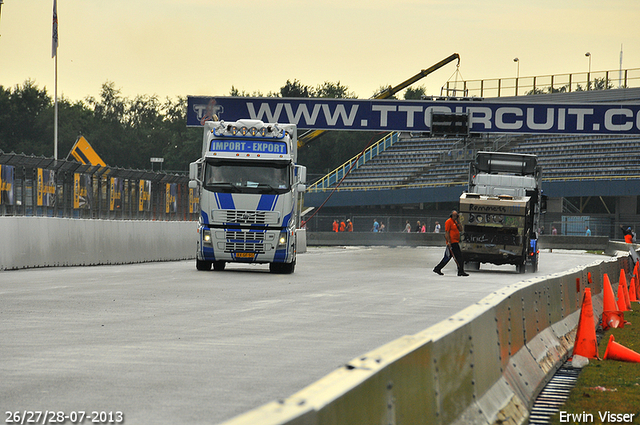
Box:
297 53 460 148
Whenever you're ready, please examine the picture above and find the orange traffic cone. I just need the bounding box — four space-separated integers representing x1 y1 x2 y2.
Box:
617 274 630 312
632 263 640 302
603 273 617 311
630 275 639 303
602 274 625 330
619 270 632 310
602 311 626 329
573 288 599 359
603 334 640 363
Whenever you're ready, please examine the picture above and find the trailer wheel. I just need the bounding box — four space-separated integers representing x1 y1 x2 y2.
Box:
528 254 539 273
213 261 226 271
196 259 212 271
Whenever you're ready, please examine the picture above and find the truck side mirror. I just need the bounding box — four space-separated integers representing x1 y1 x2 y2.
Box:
295 165 307 184
189 162 200 182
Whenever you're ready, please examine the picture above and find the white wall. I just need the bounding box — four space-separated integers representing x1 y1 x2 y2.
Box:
0 217 196 270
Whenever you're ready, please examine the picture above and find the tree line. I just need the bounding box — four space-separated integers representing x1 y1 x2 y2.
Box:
1 77 615 178
0 79 426 177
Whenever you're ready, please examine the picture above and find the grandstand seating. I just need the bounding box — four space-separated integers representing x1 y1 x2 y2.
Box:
316 133 640 191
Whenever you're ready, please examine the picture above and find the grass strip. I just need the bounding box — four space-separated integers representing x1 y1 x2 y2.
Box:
549 308 640 424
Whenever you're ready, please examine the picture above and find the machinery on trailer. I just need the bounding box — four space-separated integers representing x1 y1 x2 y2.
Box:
458 151 544 273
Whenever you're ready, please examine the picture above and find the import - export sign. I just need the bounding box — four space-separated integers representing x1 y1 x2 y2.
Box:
187 96 640 135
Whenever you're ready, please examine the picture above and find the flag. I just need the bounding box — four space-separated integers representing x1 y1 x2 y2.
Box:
52 0 58 58
69 136 107 166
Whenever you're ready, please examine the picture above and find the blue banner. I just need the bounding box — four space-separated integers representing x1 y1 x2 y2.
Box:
210 139 287 154
0 165 15 205
187 96 640 135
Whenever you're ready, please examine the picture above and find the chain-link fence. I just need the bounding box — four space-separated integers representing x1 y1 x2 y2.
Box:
0 152 198 221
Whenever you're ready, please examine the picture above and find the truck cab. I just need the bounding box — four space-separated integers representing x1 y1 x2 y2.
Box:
189 120 306 274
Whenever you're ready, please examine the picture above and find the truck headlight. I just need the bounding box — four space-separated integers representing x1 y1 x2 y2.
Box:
203 229 212 245
277 233 287 248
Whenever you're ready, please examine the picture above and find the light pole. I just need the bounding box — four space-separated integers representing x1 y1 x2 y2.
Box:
514 58 520 95
585 52 591 90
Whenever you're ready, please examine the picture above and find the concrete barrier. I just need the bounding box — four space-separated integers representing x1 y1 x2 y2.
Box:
307 232 613 251
221 252 631 425
307 231 448 247
0 217 197 270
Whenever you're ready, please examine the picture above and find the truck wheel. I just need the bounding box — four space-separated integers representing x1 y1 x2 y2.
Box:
270 261 295 274
517 262 526 274
281 260 295 274
529 255 539 273
468 261 480 271
213 261 226 271
196 259 212 271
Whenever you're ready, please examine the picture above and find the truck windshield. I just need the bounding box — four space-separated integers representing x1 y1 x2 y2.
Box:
203 159 291 194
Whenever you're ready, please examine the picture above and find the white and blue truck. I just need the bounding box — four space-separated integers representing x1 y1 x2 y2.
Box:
189 119 306 273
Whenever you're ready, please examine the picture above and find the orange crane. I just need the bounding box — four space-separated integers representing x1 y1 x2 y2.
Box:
297 53 460 148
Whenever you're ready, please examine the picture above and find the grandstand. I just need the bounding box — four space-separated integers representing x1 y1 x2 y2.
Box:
322 132 640 189
304 88 640 236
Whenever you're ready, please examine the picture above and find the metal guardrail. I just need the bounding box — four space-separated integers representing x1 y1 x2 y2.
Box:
306 132 398 192
0 151 197 220
443 67 640 98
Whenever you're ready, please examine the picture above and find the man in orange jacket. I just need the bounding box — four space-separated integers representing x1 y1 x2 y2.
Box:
433 210 468 276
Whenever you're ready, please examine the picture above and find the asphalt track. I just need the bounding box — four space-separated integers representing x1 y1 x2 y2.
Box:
0 247 604 424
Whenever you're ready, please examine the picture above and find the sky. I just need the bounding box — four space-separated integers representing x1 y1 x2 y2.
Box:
0 0 638 103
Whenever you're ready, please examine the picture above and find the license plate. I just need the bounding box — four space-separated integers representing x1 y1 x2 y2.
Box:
235 252 255 259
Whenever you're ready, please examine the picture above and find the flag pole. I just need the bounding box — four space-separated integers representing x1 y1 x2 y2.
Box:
0 1 4 38
52 0 58 160
54 53 58 160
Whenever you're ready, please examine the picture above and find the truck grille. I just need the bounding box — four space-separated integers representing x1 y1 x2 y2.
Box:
224 230 266 254
225 231 265 243
213 210 280 225
225 242 265 253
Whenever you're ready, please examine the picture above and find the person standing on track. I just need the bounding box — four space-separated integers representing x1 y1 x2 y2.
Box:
433 210 468 276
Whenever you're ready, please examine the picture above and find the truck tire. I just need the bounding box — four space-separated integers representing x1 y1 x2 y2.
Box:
529 254 539 273
196 259 212 271
270 260 295 274
213 261 226 271
517 261 526 274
